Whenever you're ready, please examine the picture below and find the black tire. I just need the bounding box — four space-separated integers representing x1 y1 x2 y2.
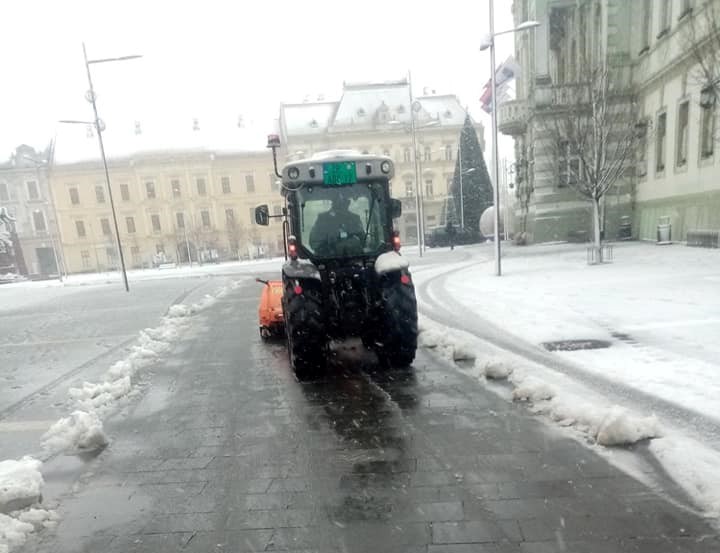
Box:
283 281 326 379
376 275 418 367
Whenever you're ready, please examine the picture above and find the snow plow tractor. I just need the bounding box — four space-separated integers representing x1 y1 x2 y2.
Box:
255 136 417 378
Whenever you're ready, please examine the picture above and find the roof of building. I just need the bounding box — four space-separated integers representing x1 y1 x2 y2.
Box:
51 116 274 166
280 80 472 139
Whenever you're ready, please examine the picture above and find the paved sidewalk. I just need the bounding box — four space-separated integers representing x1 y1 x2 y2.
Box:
22 278 720 553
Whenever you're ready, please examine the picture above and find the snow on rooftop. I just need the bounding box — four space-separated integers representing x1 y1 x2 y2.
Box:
281 102 337 137
281 81 471 139
52 116 273 165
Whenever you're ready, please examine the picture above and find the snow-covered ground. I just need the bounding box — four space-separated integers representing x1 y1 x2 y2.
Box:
414 241 720 518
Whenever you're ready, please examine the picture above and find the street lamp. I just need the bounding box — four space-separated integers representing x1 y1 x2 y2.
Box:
389 112 440 256
480 5 540 276
59 43 142 292
458 167 476 229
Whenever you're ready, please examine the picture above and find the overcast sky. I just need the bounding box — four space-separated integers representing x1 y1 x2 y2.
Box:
1 0 516 159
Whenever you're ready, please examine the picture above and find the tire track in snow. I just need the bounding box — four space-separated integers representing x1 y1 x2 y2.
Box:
416 260 720 449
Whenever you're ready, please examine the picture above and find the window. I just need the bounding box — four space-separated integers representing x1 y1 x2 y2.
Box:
33 210 46 232
95 185 105 203
403 147 411 163
26 181 39 200
637 126 648 177
701 91 716 159
445 144 453 161
640 0 651 51
75 220 86 238
120 183 130 201
659 0 671 36
0 183 8 202
131 246 141 265
69 187 80 205
245 175 255 193
221 176 231 194
196 177 207 196
126 216 136 234
404 179 414 197
145 181 156 199
100 218 112 236
425 179 434 197
676 101 690 167
656 112 667 172
171 179 181 199
176 212 185 229
81 250 91 269
151 214 161 233
424 146 432 162
225 208 235 227
249 207 256 225
273 204 282 223
199 210 210 229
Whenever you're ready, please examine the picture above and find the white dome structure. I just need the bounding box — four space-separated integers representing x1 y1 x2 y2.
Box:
479 206 505 238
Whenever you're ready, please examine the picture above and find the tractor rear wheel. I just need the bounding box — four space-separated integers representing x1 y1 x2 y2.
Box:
376 276 417 367
284 282 326 379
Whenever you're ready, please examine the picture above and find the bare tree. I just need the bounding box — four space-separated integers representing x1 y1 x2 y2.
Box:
684 0 720 99
542 62 640 260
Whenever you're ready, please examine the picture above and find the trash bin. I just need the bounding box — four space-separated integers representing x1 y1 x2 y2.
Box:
618 216 632 240
657 216 672 244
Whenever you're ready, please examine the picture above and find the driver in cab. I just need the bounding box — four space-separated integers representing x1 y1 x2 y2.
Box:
309 192 364 255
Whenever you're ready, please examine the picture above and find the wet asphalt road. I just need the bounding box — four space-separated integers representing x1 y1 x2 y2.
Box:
21 276 720 553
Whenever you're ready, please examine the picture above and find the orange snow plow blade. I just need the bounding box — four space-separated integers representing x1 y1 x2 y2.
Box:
256 278 284 340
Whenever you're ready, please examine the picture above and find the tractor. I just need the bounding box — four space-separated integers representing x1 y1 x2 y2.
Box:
254 135 417 378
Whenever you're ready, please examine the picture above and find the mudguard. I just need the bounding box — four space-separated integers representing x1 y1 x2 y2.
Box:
282 258 322 281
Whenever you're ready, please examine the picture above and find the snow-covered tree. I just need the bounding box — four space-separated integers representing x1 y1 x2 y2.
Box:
0 207 15 253
450 115 493 233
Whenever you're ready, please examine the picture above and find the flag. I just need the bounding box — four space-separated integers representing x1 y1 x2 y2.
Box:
479 56 521 113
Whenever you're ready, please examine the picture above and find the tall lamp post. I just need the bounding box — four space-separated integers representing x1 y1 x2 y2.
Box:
60 43 142 292
480 7 539 276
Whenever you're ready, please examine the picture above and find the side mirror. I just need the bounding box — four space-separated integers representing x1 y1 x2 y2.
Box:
391 198 402 219
255 205 270 226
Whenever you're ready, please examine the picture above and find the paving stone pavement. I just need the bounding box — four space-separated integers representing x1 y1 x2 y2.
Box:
22 279 720 552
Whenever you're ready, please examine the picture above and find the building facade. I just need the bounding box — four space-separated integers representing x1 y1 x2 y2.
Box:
0 145 64 277
279 80 485 244
50 150 286 274
501 0 720 244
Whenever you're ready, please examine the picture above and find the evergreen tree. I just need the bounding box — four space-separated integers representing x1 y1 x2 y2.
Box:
450 115 493 233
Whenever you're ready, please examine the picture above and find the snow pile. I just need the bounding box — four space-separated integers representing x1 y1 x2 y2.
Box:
0 513 33 552
0 509 59 553
69 376 132 412
480 358 514 380
41 411 108 454
0 458 43 513
511 376 556 402
418 325 475 362
509 372 660 446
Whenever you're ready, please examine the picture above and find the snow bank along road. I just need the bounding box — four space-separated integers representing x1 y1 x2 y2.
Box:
414 242 720 517
15 271 719 553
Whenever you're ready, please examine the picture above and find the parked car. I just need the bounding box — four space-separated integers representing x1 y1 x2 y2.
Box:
425 226 484 248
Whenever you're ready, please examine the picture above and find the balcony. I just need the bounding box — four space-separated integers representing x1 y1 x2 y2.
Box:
497 100 528 136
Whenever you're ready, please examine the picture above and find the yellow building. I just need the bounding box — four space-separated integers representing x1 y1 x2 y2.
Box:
50 146 286 273
279 80 485 243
